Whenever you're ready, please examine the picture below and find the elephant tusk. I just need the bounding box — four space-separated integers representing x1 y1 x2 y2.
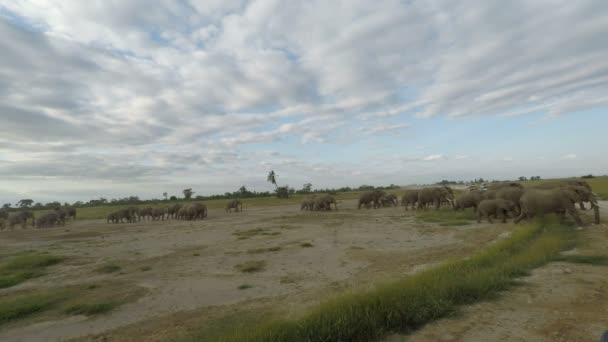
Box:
592 192 599 197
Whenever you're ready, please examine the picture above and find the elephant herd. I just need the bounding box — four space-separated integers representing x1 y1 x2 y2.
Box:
301 194 339 211
0 207 76 230
399 180 600 226
107 203 210 223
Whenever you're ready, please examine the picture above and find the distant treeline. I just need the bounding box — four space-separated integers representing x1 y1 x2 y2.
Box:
2 184 402 211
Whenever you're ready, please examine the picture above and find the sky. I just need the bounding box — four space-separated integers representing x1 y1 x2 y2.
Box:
1 0 607 204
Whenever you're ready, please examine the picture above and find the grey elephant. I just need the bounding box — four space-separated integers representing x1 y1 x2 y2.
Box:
107 212 120 224
535 180 595 210
454 190 484 212
514 187 597 226
115 208 135 223
65 206 77 220
418 187 454 211
0 218 5 231
379 194 398 207
495 187 525 215
477 199 517 223
314 195 338 211
176 207 188 220
53 208 67 225
37 212 60 228
186 203 207 220
358 190 386 209
225 200 243 212
151 208 166 220
127 207 141 221
402 190 419 211
301 196 316 211
167 204 182 219
7 211 35 229
139 207 153 221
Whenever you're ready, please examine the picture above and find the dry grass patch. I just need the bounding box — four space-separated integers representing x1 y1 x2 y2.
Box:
247 246 281 254
234 261 266 273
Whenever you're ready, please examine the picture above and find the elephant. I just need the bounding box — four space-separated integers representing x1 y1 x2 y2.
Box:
534 180 594 210
486 182 524 190
139 207 154 221
301 196 316 211
454 190 484 212
176 207 188 220
53 208 67 225
0 218 5 231
7 211 35 229
514 187 595 226
115 208 135 223
151 208 166 220
107 212 120 224
127 207 141 221
418 187 454 211
167 204 182 219
65 206 77 220
402 190 419 211
477 199 517 223
185 203 207 220
225 200 243 212
495 187 525 215
37 212 60 228
379 194 398 207
358 190 386 209
314 195 338 211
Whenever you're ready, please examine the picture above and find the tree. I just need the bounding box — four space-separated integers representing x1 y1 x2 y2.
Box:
518 176 528 181
267 170 279 190
301 183 312 193
3 203 11 209
183 188 194 199
16 199 33 208
163 192 168 200
170 196 178 201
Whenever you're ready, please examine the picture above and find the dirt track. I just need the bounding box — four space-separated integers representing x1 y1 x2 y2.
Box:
0 201 515 342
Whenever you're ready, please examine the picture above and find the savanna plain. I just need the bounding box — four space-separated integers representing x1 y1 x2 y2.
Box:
1 178 608 342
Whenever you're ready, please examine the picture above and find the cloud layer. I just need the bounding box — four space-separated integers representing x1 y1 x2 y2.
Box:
1 0 607 202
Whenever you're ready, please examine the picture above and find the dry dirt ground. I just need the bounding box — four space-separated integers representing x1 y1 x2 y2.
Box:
0 200 515 342
387 202 608 342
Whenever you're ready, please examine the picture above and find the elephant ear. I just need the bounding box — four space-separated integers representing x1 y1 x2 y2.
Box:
564 189 581 203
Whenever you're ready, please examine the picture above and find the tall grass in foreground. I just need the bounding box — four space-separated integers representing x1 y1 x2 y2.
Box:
185 220 575 342
0 254 63 289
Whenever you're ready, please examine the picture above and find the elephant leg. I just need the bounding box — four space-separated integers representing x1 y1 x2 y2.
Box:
501 210 507 223
514 209 526 223
579 202 586 210
477 210 482 223
567 207 584 226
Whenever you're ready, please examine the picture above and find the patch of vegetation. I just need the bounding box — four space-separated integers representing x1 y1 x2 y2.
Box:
237 284 254 290
0 253 63 289
554 255 608 265
0 282 145 326
95 264 121 273
64 302 117 315
300 242 314 248
234 229 282 239
193 253 201 256
192 219 574 342
234 261 266 273
416 208 476 225
140 266 152 272
247 246 281 254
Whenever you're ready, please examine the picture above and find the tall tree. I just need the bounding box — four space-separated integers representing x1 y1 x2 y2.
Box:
267 170 279 190
183 188 194 199
301 183 312 193
163 192 168 200
16 199 33 208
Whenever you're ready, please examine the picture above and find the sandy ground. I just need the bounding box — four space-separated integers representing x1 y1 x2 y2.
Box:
387 202 608 342
0 200 515 342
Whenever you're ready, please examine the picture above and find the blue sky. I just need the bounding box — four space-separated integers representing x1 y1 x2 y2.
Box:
0 1 607 203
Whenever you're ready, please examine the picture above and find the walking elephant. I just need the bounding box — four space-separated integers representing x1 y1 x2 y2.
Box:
454 190 484 212
418 187 454 211
477 199 517 223
225 200 243 212
167 204 182 218
402 190 419 211
185 203 207 220
301 196 316 211
7 211 35 229
358 190 386 209
314 195 338 211
514 187 598 226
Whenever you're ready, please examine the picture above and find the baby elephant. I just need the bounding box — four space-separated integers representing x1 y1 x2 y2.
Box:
477 199 517 224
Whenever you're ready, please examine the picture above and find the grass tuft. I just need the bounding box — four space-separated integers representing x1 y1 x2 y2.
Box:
95 264 121 273
235 261 266 273
237 284 254 290
300 242 314 248
554 255 608 265
0 254 63 289
64 302 117 315
247 247 281 254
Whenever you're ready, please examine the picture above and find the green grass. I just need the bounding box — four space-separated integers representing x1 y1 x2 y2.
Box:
234 261 266 273
247 246 281 254
0 282 145 326
95 264 121 273
416 208 476 226
64 302 118 315
237 284 254 290
0 253 63 289
183 219 575 342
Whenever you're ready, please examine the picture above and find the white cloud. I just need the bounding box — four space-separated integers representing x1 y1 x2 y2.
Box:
423 154 444 161
562 154 577 159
